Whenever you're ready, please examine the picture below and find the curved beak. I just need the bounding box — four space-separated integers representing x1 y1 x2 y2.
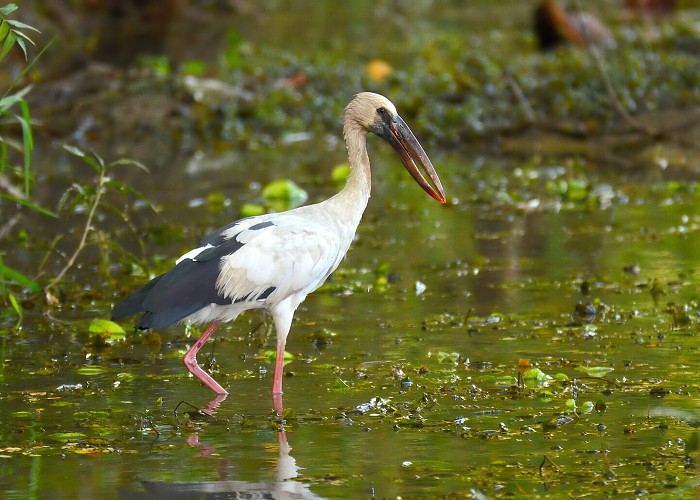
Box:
387 115 446 204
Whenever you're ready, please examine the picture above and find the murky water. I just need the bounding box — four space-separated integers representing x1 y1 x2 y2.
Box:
2 1 700 499
2 148 700 498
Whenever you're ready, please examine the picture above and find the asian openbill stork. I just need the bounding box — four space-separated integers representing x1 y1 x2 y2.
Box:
112 92 446 412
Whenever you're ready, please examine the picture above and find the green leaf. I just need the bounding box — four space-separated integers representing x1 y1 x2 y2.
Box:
0 4 18 16
522 367 553 387
8 293 22 318
103 180 154 211
263 350 293 365
240 203 265 217
331 163 351 183
436 351 460 364
63 144 103 173
6 19 40 32
537 390 555 402
89 319 125 335
63 144 86 158
262 179 308 209
578 366 614 377
109 158 149 172
0 21 10 43
579 401 595 414
76 366 108 376
0 261 41 291
0 194 58 217
0 85 32 110
0 31 16 63
14 35 26 59
0 92 22 110
49 432 86 443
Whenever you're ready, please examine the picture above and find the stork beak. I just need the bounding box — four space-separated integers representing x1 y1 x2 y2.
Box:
387 115 446 204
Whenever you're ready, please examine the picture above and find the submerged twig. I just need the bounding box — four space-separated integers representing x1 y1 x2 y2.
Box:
539 454 563 476
173 400 200 420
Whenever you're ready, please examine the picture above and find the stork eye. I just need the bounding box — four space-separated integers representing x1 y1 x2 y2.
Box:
377 107 388 117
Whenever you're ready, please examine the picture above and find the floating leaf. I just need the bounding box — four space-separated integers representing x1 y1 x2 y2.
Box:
579 401 595 414
88 319 125 342
49 432 86 443
262 179 307 210
240 203 265 217
537 390 555 402
89 319 125 335
436 351 460 364
522 367 553 386
262 350 294 366
116 372 135 382
76 366 108 376
331 163 351 183
577 366 614 377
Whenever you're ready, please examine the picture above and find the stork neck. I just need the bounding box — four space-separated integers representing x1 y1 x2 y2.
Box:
339 121 372 207
321 122 372 229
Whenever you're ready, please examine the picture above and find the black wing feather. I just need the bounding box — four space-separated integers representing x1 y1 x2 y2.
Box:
111 236 246 330
111 274 164 321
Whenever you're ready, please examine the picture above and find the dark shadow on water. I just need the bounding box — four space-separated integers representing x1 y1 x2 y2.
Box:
120 395 324 499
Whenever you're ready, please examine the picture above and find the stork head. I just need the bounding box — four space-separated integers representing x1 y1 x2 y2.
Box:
346 92 446 204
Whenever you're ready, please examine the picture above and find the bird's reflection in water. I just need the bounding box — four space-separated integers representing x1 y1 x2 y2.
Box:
121 395 325 500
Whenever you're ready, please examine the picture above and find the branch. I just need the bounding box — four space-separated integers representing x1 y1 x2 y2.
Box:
43 167 106 293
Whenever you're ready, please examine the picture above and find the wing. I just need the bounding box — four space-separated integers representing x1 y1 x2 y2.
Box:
112 212 343 330
214 213 343 303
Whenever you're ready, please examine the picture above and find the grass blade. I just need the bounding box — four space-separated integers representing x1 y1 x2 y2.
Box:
0 194 58 217
0 261 41 292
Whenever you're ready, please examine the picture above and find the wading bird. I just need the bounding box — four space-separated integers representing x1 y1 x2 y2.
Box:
112 92 446 412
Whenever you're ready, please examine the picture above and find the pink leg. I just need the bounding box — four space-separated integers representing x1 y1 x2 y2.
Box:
272 341 286 414
182 321 228 395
